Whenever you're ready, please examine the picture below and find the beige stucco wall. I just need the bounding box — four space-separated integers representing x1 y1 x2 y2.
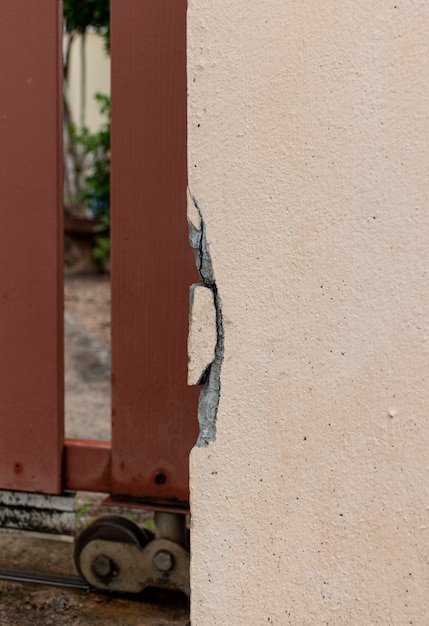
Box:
188 1 429 624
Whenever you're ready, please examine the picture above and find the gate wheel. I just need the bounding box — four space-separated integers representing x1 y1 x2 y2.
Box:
74 515 153 586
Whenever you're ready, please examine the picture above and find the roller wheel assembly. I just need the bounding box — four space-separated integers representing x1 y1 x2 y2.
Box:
74 514 189 595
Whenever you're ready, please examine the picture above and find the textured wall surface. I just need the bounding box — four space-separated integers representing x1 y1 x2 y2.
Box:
188 2 429 623
67 33 110 131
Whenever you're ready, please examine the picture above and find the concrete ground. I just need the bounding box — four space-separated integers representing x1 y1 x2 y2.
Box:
64 274 111 440
0 275 189 625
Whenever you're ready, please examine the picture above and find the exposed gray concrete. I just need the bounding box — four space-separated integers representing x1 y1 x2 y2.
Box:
187 193 224 447
188 285 217 386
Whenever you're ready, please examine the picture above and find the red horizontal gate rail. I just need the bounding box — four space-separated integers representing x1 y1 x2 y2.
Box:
110 0 200 506
0 0 63 494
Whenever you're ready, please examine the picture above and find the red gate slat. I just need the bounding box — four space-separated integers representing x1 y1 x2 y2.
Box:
0 1 63 493
110 0 199 505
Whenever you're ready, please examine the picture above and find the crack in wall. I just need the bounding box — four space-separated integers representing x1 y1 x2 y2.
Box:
188 193 224 446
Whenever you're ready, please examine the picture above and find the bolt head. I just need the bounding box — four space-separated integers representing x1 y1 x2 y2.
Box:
153 549 174 572
91 554 114 580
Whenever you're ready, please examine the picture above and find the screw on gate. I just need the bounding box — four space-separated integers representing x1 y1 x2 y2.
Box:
153 550 174 573
91 554 118 582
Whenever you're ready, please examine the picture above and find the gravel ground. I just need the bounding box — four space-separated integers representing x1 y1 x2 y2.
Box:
64 275 111 351
64 275 111 440
0 581 189 625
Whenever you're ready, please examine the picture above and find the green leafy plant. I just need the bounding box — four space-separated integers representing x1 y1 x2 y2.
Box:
68 93 111 270
70 93 110 221
92 218 111 271
63 0 110 47
63 0 111 270
63 0 110 220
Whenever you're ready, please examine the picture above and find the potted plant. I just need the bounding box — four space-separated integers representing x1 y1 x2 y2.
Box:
63 0 111 272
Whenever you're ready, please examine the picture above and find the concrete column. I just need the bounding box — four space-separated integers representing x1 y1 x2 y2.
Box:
188 2 429 623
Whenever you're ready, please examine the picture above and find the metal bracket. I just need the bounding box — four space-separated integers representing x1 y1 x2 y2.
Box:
74 511 190 595
78 537 190 595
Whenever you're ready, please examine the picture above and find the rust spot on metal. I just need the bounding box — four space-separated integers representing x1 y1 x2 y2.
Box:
154 472 167 485
13 462 23 474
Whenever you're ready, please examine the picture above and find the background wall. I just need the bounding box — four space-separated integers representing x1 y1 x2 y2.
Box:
66 32 110 132
188 1 429 623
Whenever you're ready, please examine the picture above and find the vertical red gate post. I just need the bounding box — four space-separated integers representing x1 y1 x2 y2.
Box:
0 1 63 494
110 0 199 506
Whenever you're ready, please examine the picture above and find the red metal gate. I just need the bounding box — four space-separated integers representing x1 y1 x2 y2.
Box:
0 0 199 509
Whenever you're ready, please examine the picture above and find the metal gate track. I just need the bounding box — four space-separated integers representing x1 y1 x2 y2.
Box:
0 567 90 591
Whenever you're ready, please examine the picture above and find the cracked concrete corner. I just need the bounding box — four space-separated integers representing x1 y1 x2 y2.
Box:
187 190 215 286
188 284 217 386
195 324 224 447
187 189 224 447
